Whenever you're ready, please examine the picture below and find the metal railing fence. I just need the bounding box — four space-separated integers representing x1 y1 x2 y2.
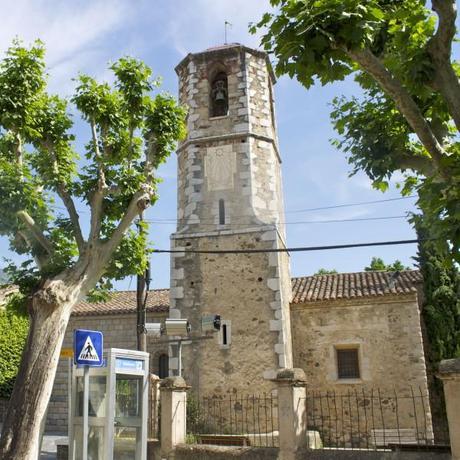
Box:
304 387 450 451
187 392 279 447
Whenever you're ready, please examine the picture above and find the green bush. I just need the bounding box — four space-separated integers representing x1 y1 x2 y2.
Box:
0 295 29 398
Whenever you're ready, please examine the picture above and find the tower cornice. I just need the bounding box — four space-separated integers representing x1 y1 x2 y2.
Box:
175 43 276 84
176 131 282 163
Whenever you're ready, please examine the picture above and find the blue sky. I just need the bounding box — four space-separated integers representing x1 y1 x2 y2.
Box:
0 0 423 290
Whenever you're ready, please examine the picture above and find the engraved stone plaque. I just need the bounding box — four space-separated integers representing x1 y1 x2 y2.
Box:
204 145 235 191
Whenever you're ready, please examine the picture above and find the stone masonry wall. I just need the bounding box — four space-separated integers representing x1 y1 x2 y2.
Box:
47 311 167 433
175 445 450 460
291 295 432 445
170 228 292 396
175 47 284 236
171 44 293 396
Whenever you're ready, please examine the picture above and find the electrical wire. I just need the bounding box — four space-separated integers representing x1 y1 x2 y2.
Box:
145 214 409 227
145 195 417 223
152 238 428 254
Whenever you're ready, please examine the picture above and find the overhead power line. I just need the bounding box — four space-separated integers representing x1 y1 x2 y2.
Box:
153 238 426 255
285 195 416 214
146 196 417 223
146 214 409 226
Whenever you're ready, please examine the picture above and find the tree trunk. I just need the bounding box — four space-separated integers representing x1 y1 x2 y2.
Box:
0 282 79 459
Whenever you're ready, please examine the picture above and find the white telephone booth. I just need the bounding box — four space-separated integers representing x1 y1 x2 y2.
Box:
69 348 149 460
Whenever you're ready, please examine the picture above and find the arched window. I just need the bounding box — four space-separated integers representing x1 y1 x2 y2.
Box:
158 354 169 379
210 72 228 117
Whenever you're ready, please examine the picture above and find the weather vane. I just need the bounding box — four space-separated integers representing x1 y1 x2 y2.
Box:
225 21 232 45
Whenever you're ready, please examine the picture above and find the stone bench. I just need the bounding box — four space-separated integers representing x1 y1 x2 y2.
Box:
371 428 422 446
198 434 251 446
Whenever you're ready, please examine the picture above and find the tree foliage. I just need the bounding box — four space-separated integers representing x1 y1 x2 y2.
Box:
414 217 460 362
254 0 460 261
0 295 29 399
0 40 186 298
0 39 186 457
364 257 410 271
314 268 338 275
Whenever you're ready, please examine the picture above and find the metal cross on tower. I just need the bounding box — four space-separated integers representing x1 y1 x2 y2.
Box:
224 21 232 45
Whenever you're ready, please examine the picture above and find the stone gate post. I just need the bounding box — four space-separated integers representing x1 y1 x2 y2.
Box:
160 376 187 458
438 358 460 460
274 368 307 460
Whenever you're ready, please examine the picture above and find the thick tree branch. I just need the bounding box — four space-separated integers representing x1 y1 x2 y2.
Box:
42 140 86 253
88 120 106 243
398 156 436 177
57 185 85 252
101 137 158 262
102 189 151 257
430 0 456 59
347 48 447 171
16 231 48 270
427 0 460 132
15 132 23 169
16 211 54 256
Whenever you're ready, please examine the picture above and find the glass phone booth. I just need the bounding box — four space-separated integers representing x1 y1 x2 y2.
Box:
69 348 149 460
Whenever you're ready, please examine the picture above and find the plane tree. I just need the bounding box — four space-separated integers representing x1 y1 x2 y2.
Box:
253 0 460 261
0 40 186 459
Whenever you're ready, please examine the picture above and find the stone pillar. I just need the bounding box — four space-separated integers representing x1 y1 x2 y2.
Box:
274 368 307 460
160 376 187 458
438 358 460 460
149 374 161 439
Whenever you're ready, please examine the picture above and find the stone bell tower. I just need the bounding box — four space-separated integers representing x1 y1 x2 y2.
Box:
170 44 293 394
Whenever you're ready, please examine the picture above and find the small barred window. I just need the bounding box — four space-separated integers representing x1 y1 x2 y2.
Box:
336 348 360 379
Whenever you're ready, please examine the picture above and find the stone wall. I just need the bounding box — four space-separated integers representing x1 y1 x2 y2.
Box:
291 294 432 444
174 445 450 460
47 311 167 433
291 294 429 392
170 228 291 395
175 48 285 236
175 445 278 460
171 43 292 396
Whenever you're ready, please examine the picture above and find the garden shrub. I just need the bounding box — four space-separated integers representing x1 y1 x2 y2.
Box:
0 294 29 398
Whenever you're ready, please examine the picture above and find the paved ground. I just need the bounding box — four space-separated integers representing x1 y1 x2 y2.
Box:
40 432 66 459
0 425 64 459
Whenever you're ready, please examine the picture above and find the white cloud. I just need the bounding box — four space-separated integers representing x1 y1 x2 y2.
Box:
0 0 130 94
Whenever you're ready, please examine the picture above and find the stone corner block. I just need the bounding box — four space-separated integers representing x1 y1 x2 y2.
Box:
274 368 307 383
269 320 282 331
263 369 277 380
438 358 460 379
160 376 188 390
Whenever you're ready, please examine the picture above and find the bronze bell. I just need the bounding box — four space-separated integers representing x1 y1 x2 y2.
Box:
214 88 226 102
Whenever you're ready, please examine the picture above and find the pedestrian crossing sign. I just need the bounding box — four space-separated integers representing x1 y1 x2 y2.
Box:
74 329 103 366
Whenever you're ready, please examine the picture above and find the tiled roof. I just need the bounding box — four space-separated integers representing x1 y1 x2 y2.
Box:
72 289 169 317
72 270 422 316
291 270 422 304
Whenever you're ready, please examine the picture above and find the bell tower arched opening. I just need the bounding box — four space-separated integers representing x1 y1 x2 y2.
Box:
210 71 228 118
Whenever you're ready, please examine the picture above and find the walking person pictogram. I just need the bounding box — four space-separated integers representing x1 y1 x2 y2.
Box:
84 343 94 359
77 335 100 363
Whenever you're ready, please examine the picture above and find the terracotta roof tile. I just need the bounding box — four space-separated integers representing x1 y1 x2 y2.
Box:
71 270 422 316
291 270 422 304
72 289 169 317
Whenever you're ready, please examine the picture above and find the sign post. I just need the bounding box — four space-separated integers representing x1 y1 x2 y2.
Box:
73 329 104 460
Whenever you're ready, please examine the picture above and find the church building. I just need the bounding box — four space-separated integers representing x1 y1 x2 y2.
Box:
47 44 431 433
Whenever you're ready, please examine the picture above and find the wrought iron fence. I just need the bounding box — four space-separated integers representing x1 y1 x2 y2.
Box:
304 387 450 451
187 392 279 447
